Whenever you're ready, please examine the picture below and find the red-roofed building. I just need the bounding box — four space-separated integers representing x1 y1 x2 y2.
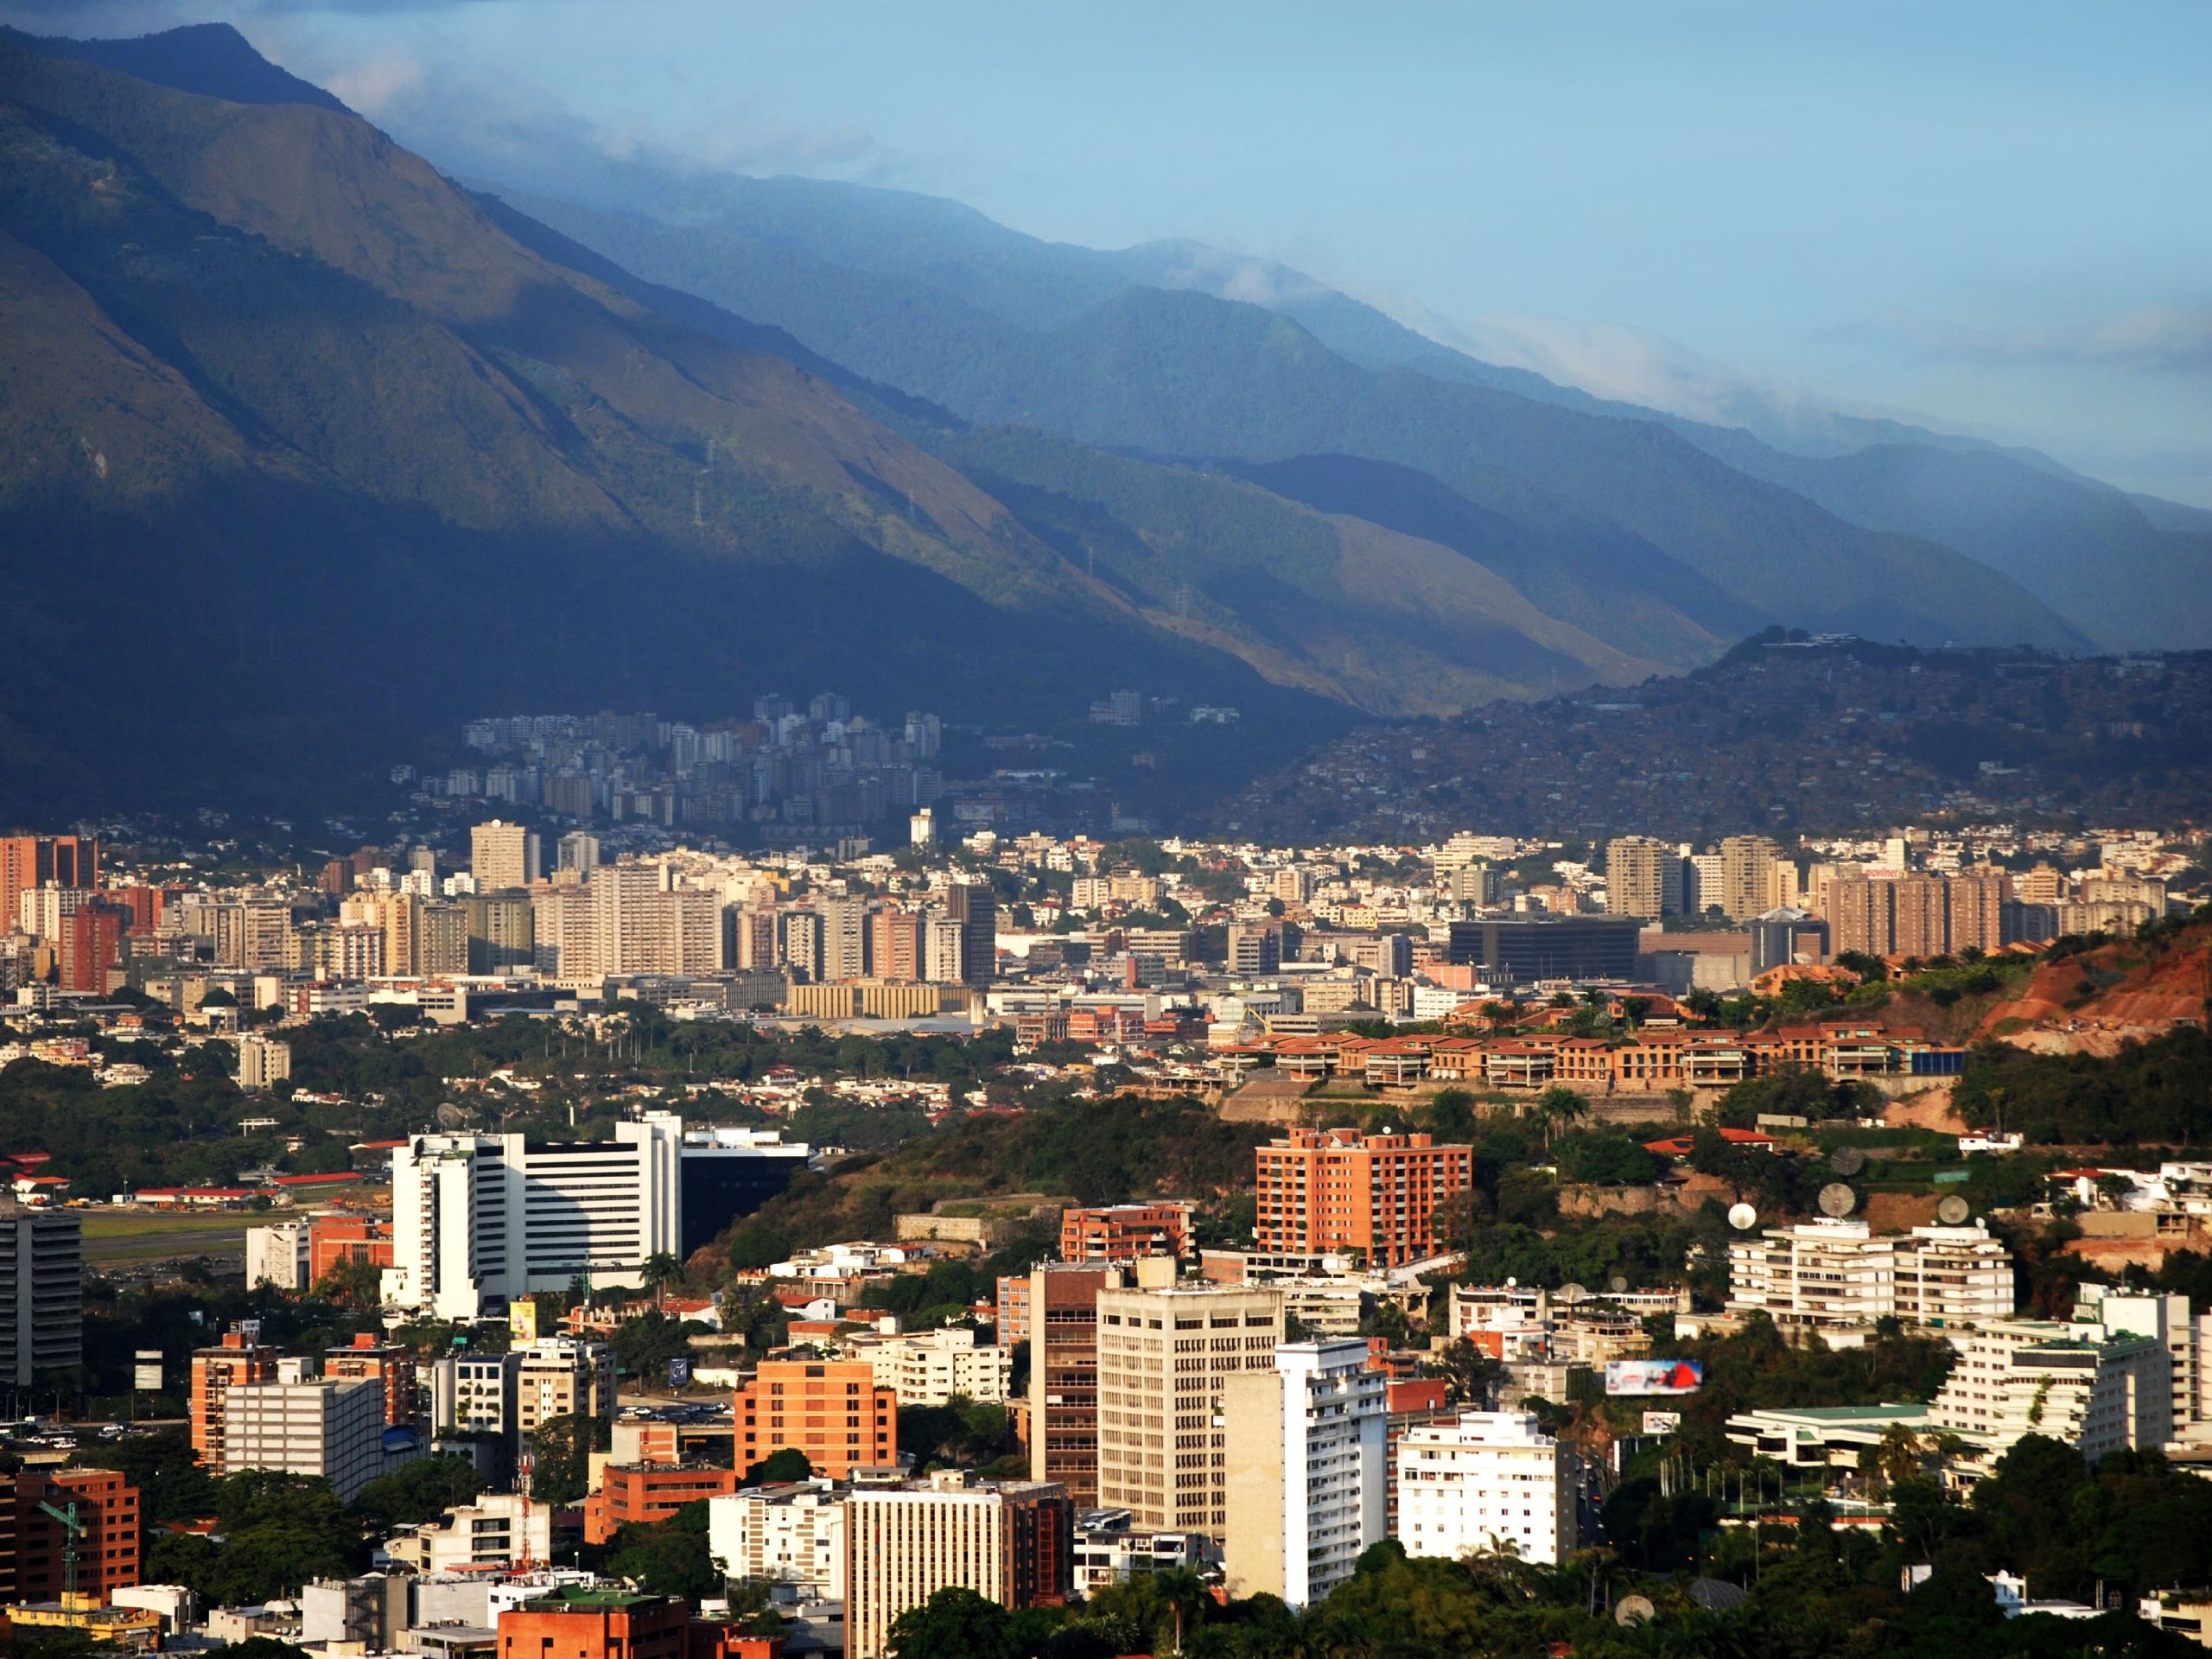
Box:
1643 1128 1780 1159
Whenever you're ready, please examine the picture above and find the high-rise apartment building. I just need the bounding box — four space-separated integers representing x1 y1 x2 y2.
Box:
325 1332 417 1427
515 1337 616 1432
1605 836 1682 919
727 906 780 973
1395 1412 1580 1565
868 909 922 982
863 1326 1013 1408
923 913 963 985
556 831 601 875
384 1115 683 1319
1929 1324 2171 1464
817 897 867 981
237 1036 291 1092
308 922 387 981
0 837 95 935
783 910 823 982
1027 1262 1122 1507
7 1467 142 1605
1891 874 1948 959
734 1359 897 1478
465 893 536 974
1948 870 2012 956
470 821 542 892
1822 871 1892 958
707 1480 847 1602
221 1376 403 1503
191 1325 278 1463
1726 1218 2013 1338
55 899 125 994
0 1205 80 1389
1255 1130 1474 1268
1719 836 1783 922
1095 1276 1284 1536
845 1473 1073 1659
1058 1204 1194 1266
590 862 722 978
1224 1340 1387 1606
429 1351 523 1436
944 880 997 987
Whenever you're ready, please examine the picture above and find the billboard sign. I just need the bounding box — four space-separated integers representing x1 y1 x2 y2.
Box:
134 1351 163 1391
1642 1410 1683 1434
666 1357 691 1388
509 1300 539 1342
1605 1358 1703 1396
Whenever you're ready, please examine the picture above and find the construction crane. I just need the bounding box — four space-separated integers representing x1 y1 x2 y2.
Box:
37 1499 83 1604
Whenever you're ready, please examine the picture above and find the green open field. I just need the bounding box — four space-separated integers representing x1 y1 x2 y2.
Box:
79 1210 250 1264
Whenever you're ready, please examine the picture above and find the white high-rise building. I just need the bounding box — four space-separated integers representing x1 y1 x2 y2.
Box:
817 897 868 982
1726 1218 2013 1340
383 1113 683 1319
862 1325 1014 1407
923 913 963 985
709 1480 848 1601
1095 1274 1284 1537
1224 1339 1387 1606
1929 1323 2171 1464
245 1219 311 1292
221 1375 404 1503
1395 1412 1579 1566
470 820 542 892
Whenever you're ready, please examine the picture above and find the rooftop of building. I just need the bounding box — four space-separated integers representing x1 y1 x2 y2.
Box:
1730 1403 1931 1425
519 1588 671 1612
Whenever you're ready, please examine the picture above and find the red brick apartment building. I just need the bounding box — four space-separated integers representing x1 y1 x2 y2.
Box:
1057 1203 1193 1265
1255 1130 1474 1268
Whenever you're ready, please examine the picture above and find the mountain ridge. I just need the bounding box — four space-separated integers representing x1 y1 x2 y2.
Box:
486 175 2206 652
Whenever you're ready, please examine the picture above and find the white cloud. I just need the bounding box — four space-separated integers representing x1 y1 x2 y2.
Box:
1862 305 2212 374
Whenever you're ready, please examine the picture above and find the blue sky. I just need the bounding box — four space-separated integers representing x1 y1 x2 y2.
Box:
16 0 2212 503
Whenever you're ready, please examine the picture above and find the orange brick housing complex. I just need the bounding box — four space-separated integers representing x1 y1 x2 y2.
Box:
734 1359 896 1477
1057 1203 1193 1264
1255 1130 1473 1268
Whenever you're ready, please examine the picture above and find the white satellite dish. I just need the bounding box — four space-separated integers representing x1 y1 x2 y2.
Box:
1818 1183 1858 1218
1559 1282 1588 1304
1503 1277 1517 1289
1616 1594 1656 1628
1610 1275 1629 1294
1936 1194 1972 1225
1727 1202 1758 1230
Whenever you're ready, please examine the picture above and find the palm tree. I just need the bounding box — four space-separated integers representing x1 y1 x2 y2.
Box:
639 1251 684 1311
1154 1566 1211 1656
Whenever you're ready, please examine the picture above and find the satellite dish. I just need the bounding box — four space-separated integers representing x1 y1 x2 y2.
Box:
1504 1277 1517 1289
1616 1594 1656 1628
1818 1183 1858 1218
1559 1282 1588 1305
1610 1275 1629 1294
1937 1195 1972 1225
1829 1147 1867 1176
435 1103 471 1129
1727 1202 1758 1231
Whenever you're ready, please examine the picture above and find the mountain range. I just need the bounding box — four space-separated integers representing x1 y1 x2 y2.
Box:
1 22 2205 820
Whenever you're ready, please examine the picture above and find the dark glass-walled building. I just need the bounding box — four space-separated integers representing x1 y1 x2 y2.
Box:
1445 918 1640 984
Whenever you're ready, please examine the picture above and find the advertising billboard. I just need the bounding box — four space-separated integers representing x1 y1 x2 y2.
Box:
1605 1358 1703 1396
666 1357 691 1388
1641 1410 1683 1434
